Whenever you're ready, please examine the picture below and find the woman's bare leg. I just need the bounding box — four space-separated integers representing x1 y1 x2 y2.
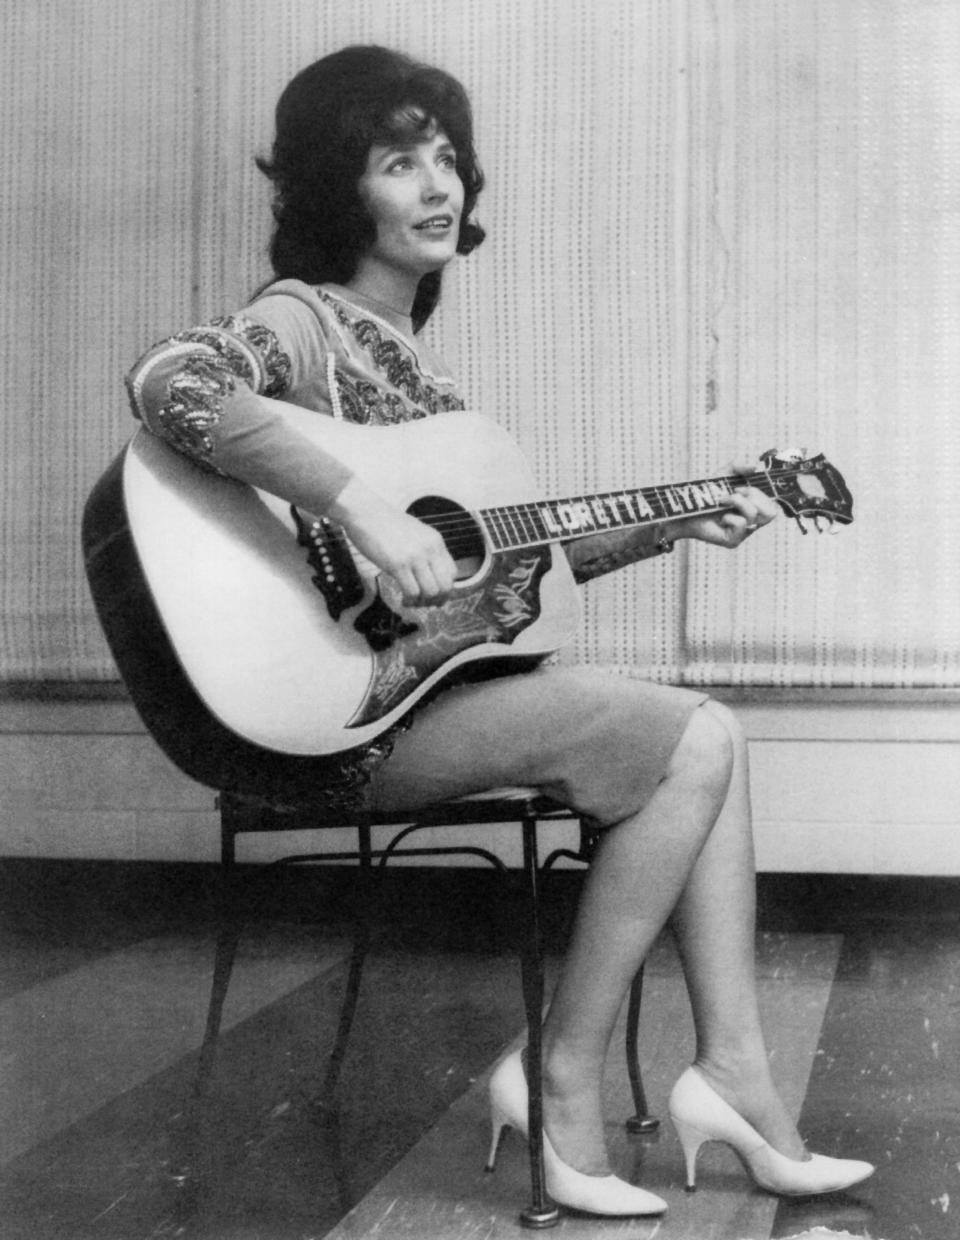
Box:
365 670 803 1173
669 702 806 1154
540 700 805 1173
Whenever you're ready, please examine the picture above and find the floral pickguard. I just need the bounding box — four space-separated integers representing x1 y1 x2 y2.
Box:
348 549 553 728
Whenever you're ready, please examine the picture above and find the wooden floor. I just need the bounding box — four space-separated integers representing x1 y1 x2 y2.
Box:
1 862 958 1240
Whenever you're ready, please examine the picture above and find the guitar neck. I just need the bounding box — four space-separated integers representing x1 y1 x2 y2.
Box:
479 470 774 551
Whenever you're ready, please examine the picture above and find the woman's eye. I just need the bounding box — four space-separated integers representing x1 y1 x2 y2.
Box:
388 157 413 173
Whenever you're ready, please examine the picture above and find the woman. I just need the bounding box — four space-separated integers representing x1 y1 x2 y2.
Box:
126 45 873 1217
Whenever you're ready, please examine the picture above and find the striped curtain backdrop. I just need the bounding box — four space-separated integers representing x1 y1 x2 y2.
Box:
682 0 960 687
2 0 958 688
1 0 199 682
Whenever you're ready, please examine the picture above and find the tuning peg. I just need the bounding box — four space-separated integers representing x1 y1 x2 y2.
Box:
762 446 810 469
793 514 809 535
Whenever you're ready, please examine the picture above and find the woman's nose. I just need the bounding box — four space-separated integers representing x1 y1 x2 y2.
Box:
421 167 448 200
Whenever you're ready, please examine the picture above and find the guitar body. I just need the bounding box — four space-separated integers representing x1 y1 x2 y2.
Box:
85 409 580 771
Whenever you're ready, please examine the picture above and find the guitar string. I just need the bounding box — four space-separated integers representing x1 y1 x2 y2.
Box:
321 466 837 559
403 467 826 541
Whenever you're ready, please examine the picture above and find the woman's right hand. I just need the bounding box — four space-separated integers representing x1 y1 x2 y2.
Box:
326 476 458 607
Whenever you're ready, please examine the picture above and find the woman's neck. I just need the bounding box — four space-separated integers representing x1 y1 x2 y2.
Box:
344 264 419 321
325 283 415 338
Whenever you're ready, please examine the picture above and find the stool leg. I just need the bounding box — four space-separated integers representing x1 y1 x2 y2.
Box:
624 965 660 1134
518 816 560 1229
170 797 243 1200
195 801 243 1092
318 818 374 1111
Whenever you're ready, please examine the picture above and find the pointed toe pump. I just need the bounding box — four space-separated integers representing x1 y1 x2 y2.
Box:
668 1067 874 1197
486 1049 668 1218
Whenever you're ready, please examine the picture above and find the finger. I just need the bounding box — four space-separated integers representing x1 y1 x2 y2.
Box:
392 566 422 606
415 555 460 606
416 567 448 606
734 489 779 528
724 493 761 528
747 490 780 524
726 458 763 478
416 533 457 599
430 548 458 594
715 513 750 546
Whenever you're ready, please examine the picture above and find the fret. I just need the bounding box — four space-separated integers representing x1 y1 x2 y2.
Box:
496 503 549 549
501 504 525 546
520 503 552 544
515 503 542 544
501 510 523 550
483 507 511 550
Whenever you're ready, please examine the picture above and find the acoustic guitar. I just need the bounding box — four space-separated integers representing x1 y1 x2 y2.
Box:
83 406 852 774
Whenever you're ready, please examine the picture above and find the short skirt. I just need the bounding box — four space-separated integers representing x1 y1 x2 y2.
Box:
360 661 709 824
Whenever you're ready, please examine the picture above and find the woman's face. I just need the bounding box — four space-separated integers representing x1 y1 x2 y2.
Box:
356 119 465 288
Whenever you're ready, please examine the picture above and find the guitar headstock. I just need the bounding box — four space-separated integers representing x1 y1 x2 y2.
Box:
760 448 854 532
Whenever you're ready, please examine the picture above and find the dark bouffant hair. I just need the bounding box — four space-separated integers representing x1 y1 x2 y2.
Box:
256 45 485 330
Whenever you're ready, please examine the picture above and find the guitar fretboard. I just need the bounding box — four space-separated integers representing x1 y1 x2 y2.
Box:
480 472 770 551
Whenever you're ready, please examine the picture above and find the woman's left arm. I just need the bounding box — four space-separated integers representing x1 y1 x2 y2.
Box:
666 458 779 548
565 460 778 583
565 524 675 584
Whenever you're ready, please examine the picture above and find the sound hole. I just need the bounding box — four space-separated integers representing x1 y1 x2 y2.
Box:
408 495 486 580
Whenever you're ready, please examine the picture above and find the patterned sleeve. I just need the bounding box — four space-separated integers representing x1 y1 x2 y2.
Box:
124 315 293 471
124 303 355 512
566 525 674 583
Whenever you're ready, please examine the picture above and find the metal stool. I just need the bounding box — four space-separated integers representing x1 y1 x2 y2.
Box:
177 788 656 1229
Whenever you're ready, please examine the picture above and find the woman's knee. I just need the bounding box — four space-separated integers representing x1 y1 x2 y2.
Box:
667 699 736 799
700 698 749 764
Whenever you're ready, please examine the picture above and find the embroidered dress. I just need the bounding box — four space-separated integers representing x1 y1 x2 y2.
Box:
126 282 467 810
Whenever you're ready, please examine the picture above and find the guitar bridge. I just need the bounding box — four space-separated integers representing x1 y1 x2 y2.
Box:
292 506 364 621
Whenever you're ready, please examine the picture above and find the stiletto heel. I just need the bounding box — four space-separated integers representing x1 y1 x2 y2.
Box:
486 1049 667 1217
668 1067 874 1197
670 1114 708 1191
486 1103 511 1172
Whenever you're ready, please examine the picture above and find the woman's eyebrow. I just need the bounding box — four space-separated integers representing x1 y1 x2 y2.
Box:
374 136 455 161
373 140 417 158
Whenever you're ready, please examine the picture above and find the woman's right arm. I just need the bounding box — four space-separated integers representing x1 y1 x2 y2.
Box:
125 309 356 513
125 303 456 604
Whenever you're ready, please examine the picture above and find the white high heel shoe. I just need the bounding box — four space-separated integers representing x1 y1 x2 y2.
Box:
668 1066 874 1196
486 1049 668 1217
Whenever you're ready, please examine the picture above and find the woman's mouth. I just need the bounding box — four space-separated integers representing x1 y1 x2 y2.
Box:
414 214 454 232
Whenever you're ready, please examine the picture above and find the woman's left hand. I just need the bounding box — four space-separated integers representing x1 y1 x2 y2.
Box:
669 459 779 548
